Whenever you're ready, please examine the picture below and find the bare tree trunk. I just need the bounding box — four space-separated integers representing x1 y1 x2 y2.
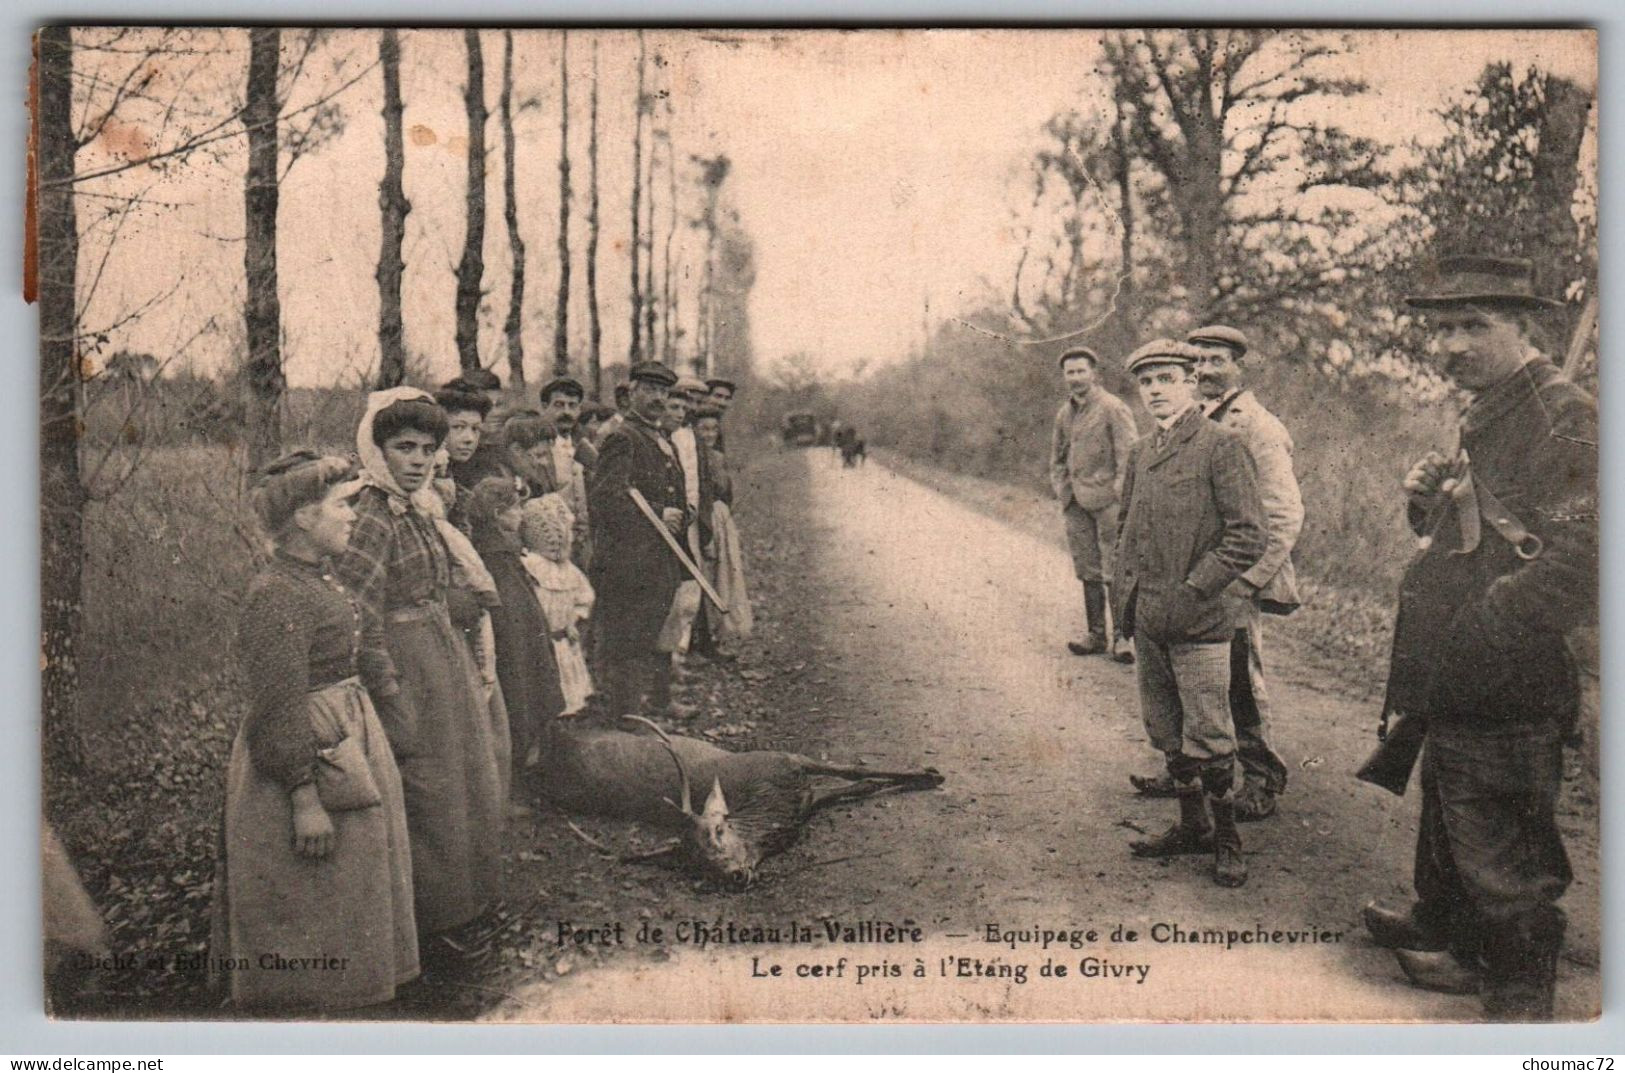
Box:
552 31 572 377
627 31 646 363
376 28 409 388
1529 76 1591 341
499 30 526 388
1181 38 1224 316
1111 86 1137 349
699 196 717 366
585 39 602 396
455 29 487 374
643 120 658 358
662 106 678 369
243 28 284 469
700 229 715 364
38 26 86 772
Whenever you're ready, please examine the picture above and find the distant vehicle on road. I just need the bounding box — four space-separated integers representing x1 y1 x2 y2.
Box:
782 411 818 447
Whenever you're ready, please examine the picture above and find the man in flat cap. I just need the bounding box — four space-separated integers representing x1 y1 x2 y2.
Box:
1049 345 1139 661
1129 325 1303 822
1114 339 1266 887
1360 255 1595 1020
587 360 692 718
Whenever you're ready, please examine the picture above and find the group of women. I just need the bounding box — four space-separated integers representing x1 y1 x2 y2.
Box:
211 390 544 1011
209 377 746 1013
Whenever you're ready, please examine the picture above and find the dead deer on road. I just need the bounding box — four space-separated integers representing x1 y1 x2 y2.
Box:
538 716 944 888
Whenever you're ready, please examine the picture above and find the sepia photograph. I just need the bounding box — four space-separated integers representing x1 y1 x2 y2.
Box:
34 25 1599 1025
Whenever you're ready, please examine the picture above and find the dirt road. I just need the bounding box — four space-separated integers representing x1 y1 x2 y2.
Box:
496 450 1597 1022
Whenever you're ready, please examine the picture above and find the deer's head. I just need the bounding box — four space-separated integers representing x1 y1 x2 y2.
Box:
624 716 759 888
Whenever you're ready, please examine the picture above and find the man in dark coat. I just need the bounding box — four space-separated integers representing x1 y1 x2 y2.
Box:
1113 339 1267 888
1362 256 1597 1021
587 360 689 718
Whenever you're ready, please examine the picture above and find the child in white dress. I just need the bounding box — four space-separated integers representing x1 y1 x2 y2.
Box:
520 493 595 715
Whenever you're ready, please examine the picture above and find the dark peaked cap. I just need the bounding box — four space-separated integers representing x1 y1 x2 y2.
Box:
628 360 678 387
1405 255 1564 310
1057 346 1102 368
539 375 585 400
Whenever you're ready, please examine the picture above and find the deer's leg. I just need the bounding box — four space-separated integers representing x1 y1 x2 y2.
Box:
801 762 944 789
803 766 945 814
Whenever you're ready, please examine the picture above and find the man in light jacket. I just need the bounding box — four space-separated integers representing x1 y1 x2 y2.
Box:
1049 346 1139 661
1129 325 1303 821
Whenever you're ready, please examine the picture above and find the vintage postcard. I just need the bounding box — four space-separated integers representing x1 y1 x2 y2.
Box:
36 27 1599 1023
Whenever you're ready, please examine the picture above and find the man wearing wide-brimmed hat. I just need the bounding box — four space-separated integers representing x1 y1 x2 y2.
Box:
1360 255 1596 1021
1113 339 1266 888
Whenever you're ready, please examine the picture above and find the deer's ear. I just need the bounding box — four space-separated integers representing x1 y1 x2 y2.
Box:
702 778 730 820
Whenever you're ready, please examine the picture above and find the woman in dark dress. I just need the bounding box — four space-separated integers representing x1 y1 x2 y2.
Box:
212 452 418 1010
334 389 506 943
464 476 566 784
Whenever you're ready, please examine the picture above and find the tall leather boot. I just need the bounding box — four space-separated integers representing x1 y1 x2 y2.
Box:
1209 793 1248 887
1068 582 1108 656
1130 781 1213 857
1482 909 1563 1022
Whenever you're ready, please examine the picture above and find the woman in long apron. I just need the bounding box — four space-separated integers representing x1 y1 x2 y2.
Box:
212 452 418 1011
334 389 506 947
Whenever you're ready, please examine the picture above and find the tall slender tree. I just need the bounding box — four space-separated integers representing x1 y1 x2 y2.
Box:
455 29 488 373
661 100 679 368
499 30 526 387
585 38 603 395
627 31 646 362
243 28 284 468
376 28 409 388
38 26 84 771
642 78 659 355
1110 79 1137 346
692 154 731 368
553 31 573 377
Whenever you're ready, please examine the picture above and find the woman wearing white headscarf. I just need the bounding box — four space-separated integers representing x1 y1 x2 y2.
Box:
334 388 505 944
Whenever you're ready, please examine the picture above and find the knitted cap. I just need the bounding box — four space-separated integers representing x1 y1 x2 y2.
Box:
521 493 575 563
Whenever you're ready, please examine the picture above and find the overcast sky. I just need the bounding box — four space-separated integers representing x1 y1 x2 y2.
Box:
73 28 1595 388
